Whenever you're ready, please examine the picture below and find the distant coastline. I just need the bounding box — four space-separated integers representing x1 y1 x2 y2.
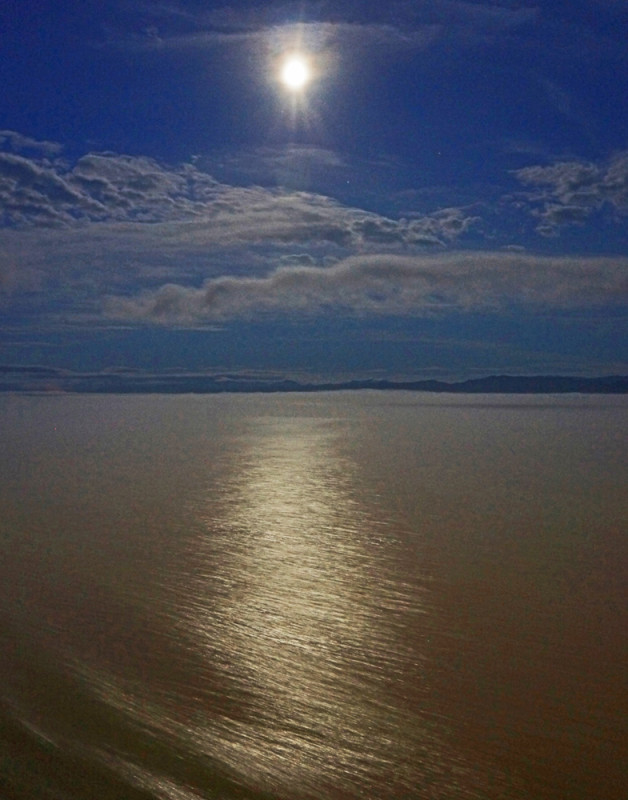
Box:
1 366 627 394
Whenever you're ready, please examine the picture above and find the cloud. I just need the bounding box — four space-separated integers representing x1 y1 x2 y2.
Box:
515 151 628 234
397 0 537 37
0 254 43 296
110 1 536 55
516 161 602 204
0 151 224 227
0 145 481 316
104 252 628 324
407 207 481 242
3 145 622 331
0 130 63 156
201 145 347 189
0 148 477 246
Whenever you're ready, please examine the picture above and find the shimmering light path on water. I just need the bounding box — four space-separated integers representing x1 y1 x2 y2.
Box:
0 393 626 799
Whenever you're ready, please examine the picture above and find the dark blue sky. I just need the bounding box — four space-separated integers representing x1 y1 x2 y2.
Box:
1 0 627 380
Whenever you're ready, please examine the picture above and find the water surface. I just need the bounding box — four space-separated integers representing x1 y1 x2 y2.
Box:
1 393 626 799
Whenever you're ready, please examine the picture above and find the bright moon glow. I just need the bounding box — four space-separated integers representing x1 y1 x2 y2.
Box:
280 56 311 90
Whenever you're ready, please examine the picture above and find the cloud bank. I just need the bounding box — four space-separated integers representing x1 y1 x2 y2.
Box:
105 252 628 324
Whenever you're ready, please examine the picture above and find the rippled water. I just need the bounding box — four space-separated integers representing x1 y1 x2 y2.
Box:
1 393 626 799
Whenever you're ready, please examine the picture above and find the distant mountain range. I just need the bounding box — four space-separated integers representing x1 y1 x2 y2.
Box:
1 365 627 394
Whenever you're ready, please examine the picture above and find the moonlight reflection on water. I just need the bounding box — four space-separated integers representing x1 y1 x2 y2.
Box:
181 417 449 797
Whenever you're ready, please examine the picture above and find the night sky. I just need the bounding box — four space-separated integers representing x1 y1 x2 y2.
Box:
1 0 627 381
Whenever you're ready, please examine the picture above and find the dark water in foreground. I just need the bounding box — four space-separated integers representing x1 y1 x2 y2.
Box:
0 393 626 800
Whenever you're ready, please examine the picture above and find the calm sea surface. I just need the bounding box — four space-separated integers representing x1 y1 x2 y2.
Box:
0 392 626 800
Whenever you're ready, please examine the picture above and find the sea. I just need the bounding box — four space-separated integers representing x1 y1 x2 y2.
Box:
0 392 626 800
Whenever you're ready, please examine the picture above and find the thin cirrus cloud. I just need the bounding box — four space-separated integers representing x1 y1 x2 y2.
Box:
109 0 537 54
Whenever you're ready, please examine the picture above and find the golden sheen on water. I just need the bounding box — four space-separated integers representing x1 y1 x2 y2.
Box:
0 393 626 800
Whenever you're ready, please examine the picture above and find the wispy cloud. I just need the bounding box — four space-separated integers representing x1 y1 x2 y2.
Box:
0 148 476 245
0 130 63 156
107 1 536 54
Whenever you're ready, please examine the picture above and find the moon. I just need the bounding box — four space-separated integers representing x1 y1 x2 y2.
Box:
280 55 311 91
